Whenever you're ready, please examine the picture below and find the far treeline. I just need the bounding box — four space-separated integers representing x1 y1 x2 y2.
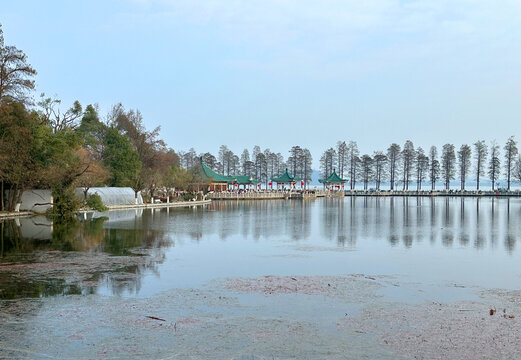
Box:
318 139 519 191
177 136 520 193
0 25 195 216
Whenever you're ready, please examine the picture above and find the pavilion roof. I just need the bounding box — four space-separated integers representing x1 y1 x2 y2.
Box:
319 170 347 184
271 169 301 183
200 158 259 184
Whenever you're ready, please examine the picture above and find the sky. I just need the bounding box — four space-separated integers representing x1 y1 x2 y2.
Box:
2 0 521 168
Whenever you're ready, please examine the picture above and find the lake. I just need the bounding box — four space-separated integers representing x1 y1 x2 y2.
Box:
1 197 521 359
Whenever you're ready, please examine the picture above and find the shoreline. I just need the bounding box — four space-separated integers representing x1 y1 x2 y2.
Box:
0 199 212 220
343 191 521 197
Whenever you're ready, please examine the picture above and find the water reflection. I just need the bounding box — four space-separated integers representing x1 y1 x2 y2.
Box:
1 197 521 299
0 211 172 299
316 197 521 254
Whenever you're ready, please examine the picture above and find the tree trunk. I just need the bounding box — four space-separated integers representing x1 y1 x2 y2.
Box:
9 185 17 211
15 187 24 212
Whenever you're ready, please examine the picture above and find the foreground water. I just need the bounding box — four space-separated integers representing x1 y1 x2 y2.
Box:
2 197 521 359
2 197 520 299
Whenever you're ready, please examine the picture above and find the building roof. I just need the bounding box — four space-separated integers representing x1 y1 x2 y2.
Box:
319 170 347 184
271 169 301 183
200 158 259 184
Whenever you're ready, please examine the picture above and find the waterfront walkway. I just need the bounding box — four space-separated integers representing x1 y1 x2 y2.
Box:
345 190 521 197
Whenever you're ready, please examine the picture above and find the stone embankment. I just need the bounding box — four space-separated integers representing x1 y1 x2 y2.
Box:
0 200 212 220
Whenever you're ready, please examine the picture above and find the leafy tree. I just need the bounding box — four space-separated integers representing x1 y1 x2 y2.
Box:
473 140 487 190
457 144 472 190
0 24 37 103
504 136 518 191
85 193 108 212
0 100 40 210
166 166 191 193
441 144 456 190
74 148 110 200
76 104 106 157
201 152 217 171
102 127 141 190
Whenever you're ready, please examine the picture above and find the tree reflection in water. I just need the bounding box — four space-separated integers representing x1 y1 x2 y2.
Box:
1 197 521 299
0 211 172 299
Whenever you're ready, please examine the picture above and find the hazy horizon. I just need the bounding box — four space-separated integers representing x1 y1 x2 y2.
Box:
3 1 521 167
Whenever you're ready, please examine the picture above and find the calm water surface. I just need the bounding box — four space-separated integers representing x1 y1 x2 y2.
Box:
2 197 521 299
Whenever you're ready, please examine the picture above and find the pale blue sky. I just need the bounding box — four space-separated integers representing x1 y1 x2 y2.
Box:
2 0 521 166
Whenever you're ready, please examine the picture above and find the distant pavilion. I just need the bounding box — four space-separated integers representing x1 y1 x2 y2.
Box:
271 169 302 190
319 170 347 190
199 158 259 192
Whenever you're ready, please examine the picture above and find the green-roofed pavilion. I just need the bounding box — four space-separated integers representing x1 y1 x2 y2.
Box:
271 169 303 190
319 170 347 190
199 158 259 192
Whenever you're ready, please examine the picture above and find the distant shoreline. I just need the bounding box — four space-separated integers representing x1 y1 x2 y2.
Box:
343 191 521 197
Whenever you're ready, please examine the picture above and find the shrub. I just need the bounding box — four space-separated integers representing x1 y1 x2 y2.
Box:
50 184 81 220
86 193 108 212
183 193 196 201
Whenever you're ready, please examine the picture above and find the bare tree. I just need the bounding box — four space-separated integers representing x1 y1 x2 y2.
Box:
0 25 37 103
218 145 229 174
360 155 373 190
255 152 267 185
488 141 501 190
441 144 456 190
347 141 360 190
415 147 429 191
320 148 337 179
336 141 347 179
473 140 487 191
288 145 303 177
301 148 313 189
513 155 521 184
37 94 83 132
457 144 471 190
387 143 401 190
373 151 387 190
401 140 415 190
276 153 285 175
429 146 440 190
504 136 518 191
240 149 250 175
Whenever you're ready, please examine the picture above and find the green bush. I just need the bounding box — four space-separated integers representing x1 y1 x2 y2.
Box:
86 193 108 212
183 193 196 201
50 184 81 220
